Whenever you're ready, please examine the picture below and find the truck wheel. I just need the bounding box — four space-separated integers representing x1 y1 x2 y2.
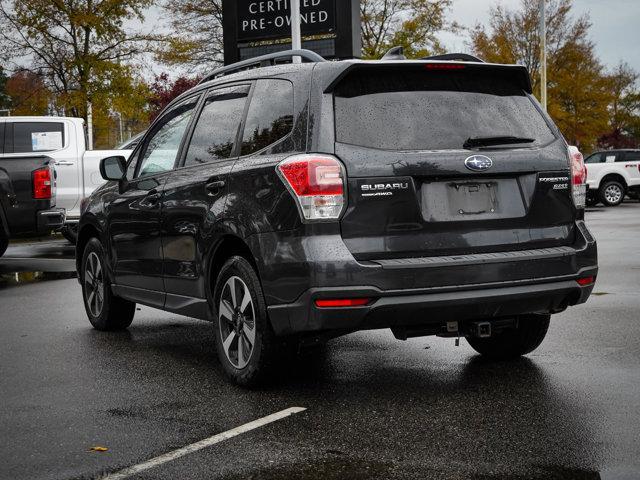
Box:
213 256 276 387
61 224 78 244
0 228 8 258
81 238 135 331
466 314 550 360
599 180 625 207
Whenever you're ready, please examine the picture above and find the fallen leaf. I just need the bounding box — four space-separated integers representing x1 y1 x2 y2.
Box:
90 446 108 452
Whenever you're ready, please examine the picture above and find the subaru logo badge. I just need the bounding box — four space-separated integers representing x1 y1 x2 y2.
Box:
464 155 493 172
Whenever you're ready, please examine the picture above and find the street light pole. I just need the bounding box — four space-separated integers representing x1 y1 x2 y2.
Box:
291 0 302 63
539 0 547 111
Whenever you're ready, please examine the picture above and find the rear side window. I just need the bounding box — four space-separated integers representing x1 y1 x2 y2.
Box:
11 122 65 153
621 152 640 162
334 68 556 151
241 79 294 156
0 122 4 154
184 85 249 166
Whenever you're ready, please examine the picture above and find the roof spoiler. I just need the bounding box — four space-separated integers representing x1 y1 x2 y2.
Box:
324 62 533 95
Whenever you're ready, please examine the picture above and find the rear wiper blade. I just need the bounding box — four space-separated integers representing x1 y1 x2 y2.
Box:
463 136 535 149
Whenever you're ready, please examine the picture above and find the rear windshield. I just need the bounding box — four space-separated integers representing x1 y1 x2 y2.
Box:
334 67 556 151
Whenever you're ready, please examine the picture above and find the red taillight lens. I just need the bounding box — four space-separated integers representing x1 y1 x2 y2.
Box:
277 154 346 221
576 276 595 286
425 64 465 70
315 298 371 308
568 146 586 208
33 167 52 199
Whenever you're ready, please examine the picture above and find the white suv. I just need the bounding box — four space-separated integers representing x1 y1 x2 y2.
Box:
585 149 640 206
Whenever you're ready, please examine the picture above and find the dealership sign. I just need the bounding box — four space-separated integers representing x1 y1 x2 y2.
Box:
222 0 360 64
237 0 336 42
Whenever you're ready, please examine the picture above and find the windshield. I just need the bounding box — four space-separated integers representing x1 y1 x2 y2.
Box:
334 67 556 151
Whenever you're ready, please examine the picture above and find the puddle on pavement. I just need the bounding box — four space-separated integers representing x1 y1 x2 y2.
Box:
0 271 77 289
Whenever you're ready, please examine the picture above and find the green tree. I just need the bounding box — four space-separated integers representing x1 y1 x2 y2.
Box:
597 63 640 148
0 0 157 124
361 0 457 59
470 0 611 151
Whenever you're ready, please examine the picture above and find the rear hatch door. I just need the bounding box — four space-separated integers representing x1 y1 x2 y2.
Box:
331 63 575 260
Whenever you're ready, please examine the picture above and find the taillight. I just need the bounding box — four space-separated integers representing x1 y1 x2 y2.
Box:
277 154 346 222
33 167 52 199
568 146 586 209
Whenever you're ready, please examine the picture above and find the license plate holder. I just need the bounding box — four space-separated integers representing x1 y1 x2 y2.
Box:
447 181 498 215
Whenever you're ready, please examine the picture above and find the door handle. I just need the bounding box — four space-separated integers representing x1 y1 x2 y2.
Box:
140 189 161 207
205 180 226 194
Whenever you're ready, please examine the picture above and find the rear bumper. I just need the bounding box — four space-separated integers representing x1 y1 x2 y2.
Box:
267 275 596 335
36 209 65 233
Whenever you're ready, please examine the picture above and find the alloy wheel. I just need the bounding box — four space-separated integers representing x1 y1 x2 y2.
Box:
84 252 104 317
218 276 256 369
604 184 623 204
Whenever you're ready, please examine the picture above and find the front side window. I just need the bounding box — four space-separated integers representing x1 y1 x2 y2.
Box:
241 79 294 156
11 122 65 153
585 153 604 164
184 86 249 166
137 96 199 178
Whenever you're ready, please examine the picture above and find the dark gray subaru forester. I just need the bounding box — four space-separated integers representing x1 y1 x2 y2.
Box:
77 50 598 385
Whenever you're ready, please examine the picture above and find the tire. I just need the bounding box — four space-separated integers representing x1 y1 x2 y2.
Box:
0 228 8 258
213 256 276 387
598 180 625 207
61 224 78 244
466 314 550 360
81 237 135 331
585 195 599 207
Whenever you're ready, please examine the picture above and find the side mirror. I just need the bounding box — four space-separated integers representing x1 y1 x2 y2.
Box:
99 155 127 181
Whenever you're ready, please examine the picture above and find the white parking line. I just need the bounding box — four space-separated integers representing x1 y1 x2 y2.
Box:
101 406 306 480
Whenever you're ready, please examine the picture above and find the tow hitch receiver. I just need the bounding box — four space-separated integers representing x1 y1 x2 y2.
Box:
474 322 492 338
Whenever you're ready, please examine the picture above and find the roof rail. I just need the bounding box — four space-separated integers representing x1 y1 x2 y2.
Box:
422 53 484 63
198 49 326 85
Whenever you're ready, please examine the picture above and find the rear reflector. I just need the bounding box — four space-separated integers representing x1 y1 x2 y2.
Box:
33 167 52 199
315 298 371 308
277 154 346 222
576 276 595 286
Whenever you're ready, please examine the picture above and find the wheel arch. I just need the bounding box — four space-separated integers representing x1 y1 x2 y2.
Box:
75 222 102 276
206 234 260 302
599 172 628 189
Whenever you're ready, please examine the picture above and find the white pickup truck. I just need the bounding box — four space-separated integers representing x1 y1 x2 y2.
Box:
0 116 135 241
585 149 640 206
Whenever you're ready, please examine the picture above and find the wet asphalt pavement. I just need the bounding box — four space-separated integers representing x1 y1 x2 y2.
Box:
1 204 639 480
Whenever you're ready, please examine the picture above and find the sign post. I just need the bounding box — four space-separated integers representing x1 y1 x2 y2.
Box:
222 0 361 64
291 0 301 63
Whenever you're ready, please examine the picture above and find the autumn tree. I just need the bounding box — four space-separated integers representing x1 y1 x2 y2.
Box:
598 63 640 149
0 0 158 145
0 66 10 111
470 0 611 151
4 70 51 115
158 0 223 72
361 0 458 59
148 73 200 120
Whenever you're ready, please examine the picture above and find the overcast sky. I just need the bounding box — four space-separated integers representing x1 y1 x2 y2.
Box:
142 0 640 77
440 0 640 72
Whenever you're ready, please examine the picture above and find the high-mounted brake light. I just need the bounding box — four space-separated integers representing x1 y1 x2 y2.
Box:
315 298 371 308
425 64 465 70
568 146 586 209
277 154 346 222
32 167 52 199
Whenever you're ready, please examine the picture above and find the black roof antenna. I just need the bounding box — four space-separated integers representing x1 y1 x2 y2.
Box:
381 46 406 60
